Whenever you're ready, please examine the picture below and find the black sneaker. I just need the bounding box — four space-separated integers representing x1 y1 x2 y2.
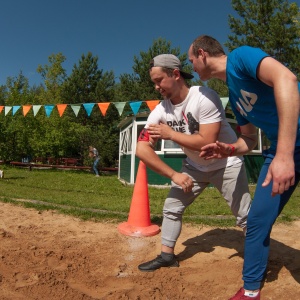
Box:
138 255 179 272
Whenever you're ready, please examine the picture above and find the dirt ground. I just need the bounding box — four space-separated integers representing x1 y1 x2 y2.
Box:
0 202 299 300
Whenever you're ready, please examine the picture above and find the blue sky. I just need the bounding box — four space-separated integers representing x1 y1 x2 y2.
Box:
0 0 299 86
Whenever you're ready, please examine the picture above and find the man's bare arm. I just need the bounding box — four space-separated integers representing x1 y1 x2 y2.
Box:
148 122 220 151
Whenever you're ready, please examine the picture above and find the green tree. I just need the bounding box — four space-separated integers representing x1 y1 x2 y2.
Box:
37 53 67 103
0 52 119 167
226 0 300 78
0 73 37 161
61 52 119 167
5 72 33 105
95 70 115 103
62 52 103 104
0 85 7 106
34 53 72 161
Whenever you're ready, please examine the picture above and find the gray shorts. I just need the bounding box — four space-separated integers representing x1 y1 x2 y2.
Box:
161 159 251 248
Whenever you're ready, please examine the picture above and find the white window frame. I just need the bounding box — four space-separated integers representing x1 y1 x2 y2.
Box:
249 128 263 155
120 124 133 154
161 140 183 154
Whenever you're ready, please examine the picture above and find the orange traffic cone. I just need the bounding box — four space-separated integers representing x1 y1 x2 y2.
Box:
118 160 160 237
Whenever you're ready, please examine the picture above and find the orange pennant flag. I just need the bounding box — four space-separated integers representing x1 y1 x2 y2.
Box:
22 105 32 116
0 106 4 114
57 104 68 117
97 103 110 116
145 100 160 111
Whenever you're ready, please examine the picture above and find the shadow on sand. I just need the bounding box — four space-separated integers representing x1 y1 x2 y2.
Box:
177 228 300 285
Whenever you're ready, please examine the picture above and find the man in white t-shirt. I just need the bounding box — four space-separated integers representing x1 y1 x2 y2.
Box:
136 54 252 272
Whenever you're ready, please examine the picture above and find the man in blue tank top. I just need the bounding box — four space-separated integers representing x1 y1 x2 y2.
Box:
188 35 300 300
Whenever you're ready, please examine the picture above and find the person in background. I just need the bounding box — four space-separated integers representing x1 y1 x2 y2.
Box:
135 54 252 272
89 146 100 177
188 35 300 300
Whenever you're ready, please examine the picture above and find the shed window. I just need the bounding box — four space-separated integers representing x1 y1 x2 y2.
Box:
120 125 132 154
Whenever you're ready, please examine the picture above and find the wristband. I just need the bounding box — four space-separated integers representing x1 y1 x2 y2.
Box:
229 144 235 156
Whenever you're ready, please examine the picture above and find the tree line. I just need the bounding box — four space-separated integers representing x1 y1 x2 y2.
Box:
0 0 299 167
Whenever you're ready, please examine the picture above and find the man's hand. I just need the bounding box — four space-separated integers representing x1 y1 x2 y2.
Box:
148 123 174 140
200 141 234 159
171 172 194 193
262 155 295 196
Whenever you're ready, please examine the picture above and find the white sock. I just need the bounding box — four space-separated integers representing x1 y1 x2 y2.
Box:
244 290 259 297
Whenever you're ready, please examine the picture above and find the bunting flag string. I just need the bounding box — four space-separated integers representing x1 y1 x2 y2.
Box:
0 100 161 118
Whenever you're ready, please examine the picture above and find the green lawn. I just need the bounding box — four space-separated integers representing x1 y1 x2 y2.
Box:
0 166 299 227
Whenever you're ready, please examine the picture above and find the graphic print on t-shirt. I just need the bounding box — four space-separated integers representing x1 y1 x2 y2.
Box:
236 90 258 117
166 111 199 135
187 112 199 134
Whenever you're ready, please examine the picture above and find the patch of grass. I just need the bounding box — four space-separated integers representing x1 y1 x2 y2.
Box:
0 167 299 226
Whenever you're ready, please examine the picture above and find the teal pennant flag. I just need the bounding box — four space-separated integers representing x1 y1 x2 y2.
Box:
83 103 95 116
12 105 21 115
44 105 55 117
129 101 142 116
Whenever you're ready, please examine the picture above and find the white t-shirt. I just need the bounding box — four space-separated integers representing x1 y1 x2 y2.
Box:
145 86 243 172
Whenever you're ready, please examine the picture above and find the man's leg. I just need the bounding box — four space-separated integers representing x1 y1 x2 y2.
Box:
242 156 299 290
230 148 300 299
212 162 251 229
93 158 99 176
138 161 208 271
138 185 199 272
